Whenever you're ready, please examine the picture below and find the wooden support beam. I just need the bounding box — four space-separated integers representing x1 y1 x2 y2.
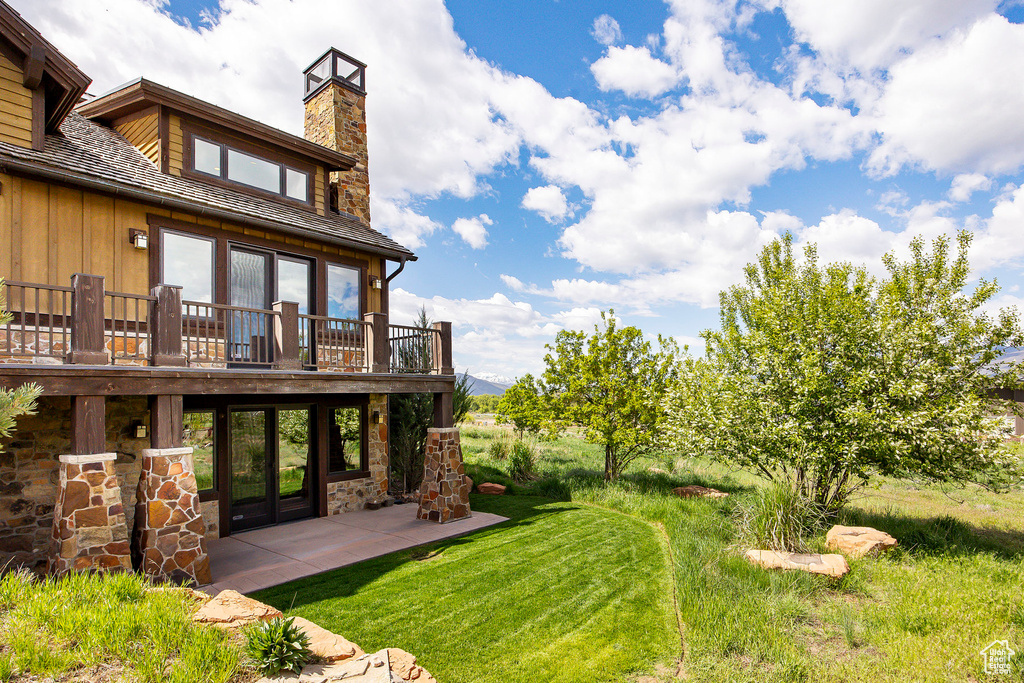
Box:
70 395 105 455
22 44 45 90
67 273 108 365
273 301 301 370
433 391 453 429
149 394 183 449
432 321 453 375
365 311 389 373
151 285 186 367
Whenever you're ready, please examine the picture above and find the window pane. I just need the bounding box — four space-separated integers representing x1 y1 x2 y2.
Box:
305 55 331 95
227 149 280 193
277 258 310 315
278 408 311 500
286 168 308 201
184 411 215 491
326 263 360 320
193 138 221 176
163 232 213 303
328 407 362 473
230 250 268 310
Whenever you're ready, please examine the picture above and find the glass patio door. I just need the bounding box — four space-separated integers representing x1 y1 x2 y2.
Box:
278 407 315 522
229 408 274 531
229 248 271 364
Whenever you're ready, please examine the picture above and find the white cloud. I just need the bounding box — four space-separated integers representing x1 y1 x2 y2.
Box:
591 14 623 46
521 185 570 222
780 0 998 72
500 274 526 291
948 173 993 202
451 214 492 249
371 199 441 250
867 15 1024 175
591 46 679 97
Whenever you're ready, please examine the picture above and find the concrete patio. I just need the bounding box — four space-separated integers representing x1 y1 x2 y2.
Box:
203 504 508 594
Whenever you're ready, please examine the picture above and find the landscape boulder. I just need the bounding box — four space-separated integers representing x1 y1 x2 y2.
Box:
477 482 506 495
292 616 364 662
463 475 474 492
744 549 850 578
672 485 728 499
191 589 282 629
387 648 437 682
256 648 437 683
826 525 898 558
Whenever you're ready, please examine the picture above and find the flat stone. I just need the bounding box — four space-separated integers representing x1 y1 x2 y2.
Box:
476 483 506 495
386 648 437 682
744 549 850 578
291 616 365 662
672 485 728 499
192 589 282 628
826 525 898 558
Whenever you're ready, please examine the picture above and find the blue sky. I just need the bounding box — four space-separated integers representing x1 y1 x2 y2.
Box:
17 0 1024 381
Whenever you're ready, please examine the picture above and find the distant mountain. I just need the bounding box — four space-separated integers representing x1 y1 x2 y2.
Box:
474 372 516 386
460 372 513 396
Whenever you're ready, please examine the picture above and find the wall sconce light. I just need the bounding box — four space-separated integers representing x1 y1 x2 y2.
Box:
371 410 384 424
369 276 382 290
130 421 148 439
129 229 148 250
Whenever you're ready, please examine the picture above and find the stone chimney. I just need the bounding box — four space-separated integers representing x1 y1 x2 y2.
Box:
303 49 370 224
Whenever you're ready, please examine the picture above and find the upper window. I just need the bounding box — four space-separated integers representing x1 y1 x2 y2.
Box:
189 133 312 204
327 263 360 320
162 230 214 303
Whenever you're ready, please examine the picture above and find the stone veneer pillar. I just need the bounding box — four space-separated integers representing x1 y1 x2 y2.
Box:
50 453 132 575
417 428 471 523
133 447 211 585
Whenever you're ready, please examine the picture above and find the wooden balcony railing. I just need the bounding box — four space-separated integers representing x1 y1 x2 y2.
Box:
1 274 454 375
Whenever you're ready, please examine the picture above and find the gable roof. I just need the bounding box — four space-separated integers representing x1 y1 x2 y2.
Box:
78 78 358 172
0 0 90 134
0 112 415 261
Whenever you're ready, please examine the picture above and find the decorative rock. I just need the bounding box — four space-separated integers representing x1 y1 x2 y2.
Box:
291 616 365 662
463 475 473 493
387 648 437 682
192 589 282 629
744 549 850 578
476 483 506 495
826 525 898 558
672 485 728 499
417 428 472 524
133 447 212 585
49 453 132 576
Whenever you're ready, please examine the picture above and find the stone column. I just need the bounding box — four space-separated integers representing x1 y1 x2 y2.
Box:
50 453 132 575
416 428 471 523
133 447 211 585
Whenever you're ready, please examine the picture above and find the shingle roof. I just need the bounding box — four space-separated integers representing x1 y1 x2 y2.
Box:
0 112 415 260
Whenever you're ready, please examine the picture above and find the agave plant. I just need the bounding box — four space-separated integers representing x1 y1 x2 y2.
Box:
244 616 312 676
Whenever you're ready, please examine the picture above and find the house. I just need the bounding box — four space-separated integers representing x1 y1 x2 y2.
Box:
0 1 467 584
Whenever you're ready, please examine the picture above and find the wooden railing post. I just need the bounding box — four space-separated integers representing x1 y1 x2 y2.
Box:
364 312 389 373
432 321 454 375
67 273 107 365
433 391 454 429
150 285 186 367
273 301 301 370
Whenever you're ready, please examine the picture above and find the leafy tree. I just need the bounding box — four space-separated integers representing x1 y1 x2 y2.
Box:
0 280 40 453
496 374 545 438
454 371 475 424
667 232 1024 511
541 311 680 481
388 307 434 493
470 394 501 413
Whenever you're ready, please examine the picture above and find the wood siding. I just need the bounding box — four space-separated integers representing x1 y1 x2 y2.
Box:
0 173 384 312
168 114 184 176
0 53 32 148
113 111 160 166
315 166 326 216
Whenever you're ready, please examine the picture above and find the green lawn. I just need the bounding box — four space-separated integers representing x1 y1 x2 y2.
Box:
258 420 1023 682
254 495 680 683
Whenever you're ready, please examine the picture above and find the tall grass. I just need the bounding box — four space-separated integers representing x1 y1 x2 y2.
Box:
734 483 830 552
0 571 241 682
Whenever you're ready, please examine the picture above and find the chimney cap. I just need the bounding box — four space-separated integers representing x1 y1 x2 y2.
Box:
303 48 366 102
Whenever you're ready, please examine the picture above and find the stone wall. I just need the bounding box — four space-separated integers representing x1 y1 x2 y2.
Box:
0 396 150 571
199 500 220 540
327 394 388 514
417 428 470 524
304 82 370 224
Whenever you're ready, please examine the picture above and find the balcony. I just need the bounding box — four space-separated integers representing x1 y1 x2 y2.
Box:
0 275 454 398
